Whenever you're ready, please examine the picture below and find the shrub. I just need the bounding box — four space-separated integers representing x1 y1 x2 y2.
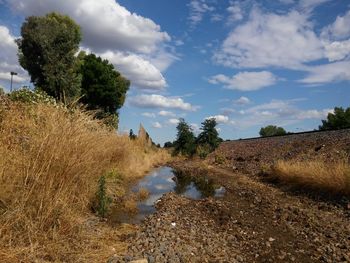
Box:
214 153 226 164
197 144 211 159
96 175 110 218
9 88 57 105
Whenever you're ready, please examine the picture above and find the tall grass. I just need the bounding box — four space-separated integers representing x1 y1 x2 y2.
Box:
0 98 169 262
270 157 350 196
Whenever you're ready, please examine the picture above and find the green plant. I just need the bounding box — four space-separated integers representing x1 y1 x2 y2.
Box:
96 175 110 218
197 144 211 159
9 88 57 105
319 107 350 130
259 125 286 137
214 153 226 164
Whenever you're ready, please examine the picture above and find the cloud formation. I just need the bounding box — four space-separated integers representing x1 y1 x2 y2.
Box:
209 71 277 91
7 0 175 90
129 94 199 111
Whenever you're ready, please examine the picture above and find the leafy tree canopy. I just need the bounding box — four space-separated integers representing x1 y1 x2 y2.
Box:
173 118 196 156
259 125 286 137
17 12 82 102
319 107 350 130
196 118 220 152
79 53 130 114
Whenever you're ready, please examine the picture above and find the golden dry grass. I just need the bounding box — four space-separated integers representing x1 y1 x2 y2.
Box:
0 98 170 262
271 157 350 195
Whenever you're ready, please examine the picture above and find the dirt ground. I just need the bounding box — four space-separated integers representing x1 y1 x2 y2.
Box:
110 130 350 263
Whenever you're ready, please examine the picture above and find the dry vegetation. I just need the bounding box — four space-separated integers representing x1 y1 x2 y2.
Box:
268 156 350 196
0 97 169 262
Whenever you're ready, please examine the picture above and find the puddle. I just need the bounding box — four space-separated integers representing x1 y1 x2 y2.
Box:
110 166 225 224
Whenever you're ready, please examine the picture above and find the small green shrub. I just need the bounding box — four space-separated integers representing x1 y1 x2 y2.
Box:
214 153 226 164
197 144 211 159
96 175 111 218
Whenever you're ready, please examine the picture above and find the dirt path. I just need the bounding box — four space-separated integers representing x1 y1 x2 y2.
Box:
109 161 350 263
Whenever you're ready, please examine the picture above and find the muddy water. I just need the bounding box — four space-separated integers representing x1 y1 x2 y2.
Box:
111 166 225 224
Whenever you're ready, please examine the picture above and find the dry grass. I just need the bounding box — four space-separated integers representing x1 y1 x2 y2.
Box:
137 187 150 201
0 98 170 262
270 157 350 196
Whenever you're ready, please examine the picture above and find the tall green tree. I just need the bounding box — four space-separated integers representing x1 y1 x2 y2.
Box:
173 118 196 156
79 53 130 116
16 12 82 102
259 125 286 137
319 107 350 130
196 118 220 152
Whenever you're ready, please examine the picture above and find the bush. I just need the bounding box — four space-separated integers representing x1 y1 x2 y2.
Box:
9 88 57 105
197 144 211 159
319 107 350 130
259 125 286 137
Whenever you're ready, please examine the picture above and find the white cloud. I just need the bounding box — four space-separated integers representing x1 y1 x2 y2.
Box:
99 50 167 90
8 0 177 90
324 40 350 62
141 112 156 118
227 2 243 22
9 0 170 54
299 61 350 84
190 123 200 133
168 118 180 125
211 14 223 22
0 25 29 85
279 0 295 4
321 10 350 41
158 110 176 117
299 0 331 13
234 96 251 105
206 114 235 125
188 0 215 28
209 71 277 91
129 94 199 111
213 9 323 69
152 122 162 129
230 99 332 129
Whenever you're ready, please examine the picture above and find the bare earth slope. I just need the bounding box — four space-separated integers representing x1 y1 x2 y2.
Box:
112 129 350 263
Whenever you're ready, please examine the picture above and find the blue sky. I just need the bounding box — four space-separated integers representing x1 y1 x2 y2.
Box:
0 0 349 144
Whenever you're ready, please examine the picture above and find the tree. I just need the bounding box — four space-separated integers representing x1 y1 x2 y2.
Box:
17 12 82 102
129 129 137 140
259 125 286 137
79 53 129 116
196 118 220 152
164 141 173 148
173 118 196 156
319 107 350 130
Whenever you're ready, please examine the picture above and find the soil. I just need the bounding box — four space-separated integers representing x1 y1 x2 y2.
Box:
109 129 350 263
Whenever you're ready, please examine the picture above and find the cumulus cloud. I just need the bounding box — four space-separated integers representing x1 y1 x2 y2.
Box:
141 112 156 118
99 51 167 90
188 0 215 28
209 71 277 91
321 10 350 41
229 99 333 129
129 94 199 111
158 110 176 117
299 61 350 84
213 9 323 69
7 0 176 90
0 25 29 86
323 40 350 62
227 1 243 22
234 96 251 105
206 114 235 125
168 118 180 125
152 122 162 129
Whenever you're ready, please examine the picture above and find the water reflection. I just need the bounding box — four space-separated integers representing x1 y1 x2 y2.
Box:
111 166 225 224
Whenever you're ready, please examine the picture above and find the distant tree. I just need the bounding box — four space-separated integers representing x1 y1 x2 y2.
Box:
173 118 196 156
319 107 350 130
259 125 286 137
79 53 130 115
196 118 220 152
156 143 161 148
164 141 173 148
129 129 137 140
16 12 82 102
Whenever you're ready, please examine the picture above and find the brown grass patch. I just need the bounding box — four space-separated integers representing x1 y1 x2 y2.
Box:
0 98 170 262
137 187 150 201
269 157 350 196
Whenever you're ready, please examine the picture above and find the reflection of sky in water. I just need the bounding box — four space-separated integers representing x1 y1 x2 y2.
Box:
116 166 225 224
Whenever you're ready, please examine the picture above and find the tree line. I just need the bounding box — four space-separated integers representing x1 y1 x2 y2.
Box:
259 106 350 137
164 118 223 158
15 12 129 128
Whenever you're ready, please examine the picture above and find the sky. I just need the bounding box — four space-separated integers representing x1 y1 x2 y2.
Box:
0 0 349 144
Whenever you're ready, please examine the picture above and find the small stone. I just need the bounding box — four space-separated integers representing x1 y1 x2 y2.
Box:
268 237 275 242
